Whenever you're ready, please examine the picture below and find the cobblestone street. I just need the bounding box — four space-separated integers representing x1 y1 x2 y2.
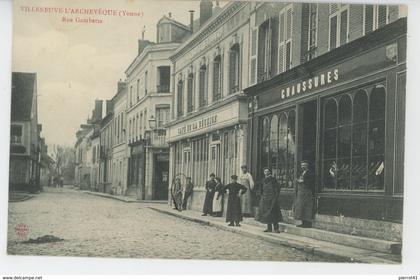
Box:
7 187 332 262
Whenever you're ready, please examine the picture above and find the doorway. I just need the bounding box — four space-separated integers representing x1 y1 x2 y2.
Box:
298 100 317 165
154 154 169 200
209 143 221 177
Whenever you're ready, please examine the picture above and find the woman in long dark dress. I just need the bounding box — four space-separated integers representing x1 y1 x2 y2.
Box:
202 173 217 216
256 168 282 233
223 175 247 226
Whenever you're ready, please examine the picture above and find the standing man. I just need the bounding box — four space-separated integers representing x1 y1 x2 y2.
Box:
239 165 254 217
202 173 217 216
172 177 183 211
182 177 194 210
256 168 282 233
293 160 315 228
223 175 247 226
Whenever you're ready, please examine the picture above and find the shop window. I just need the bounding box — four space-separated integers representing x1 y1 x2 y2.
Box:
329 4 349 50
364 5 389 35
10 124 23 144
199 64 208 107
213 55 222 102
260 109 296 188
229 44 240 94
187 74 194 113
322 86 386 191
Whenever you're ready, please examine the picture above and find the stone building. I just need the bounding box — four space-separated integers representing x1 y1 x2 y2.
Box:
125 14 190 200
167 1 251 210
9 72 42 193
244 3 406 242
99 100 114 193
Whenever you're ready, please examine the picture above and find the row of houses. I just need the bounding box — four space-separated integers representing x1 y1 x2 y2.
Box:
74 1 407 242
9 72 54 193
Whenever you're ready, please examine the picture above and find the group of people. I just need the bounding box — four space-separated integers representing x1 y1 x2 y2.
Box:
172 160 315 233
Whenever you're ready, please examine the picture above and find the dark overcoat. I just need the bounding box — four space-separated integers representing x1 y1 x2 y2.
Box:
223 182 247 223
293 170 315 221
256 176 283 224
203 179 217 214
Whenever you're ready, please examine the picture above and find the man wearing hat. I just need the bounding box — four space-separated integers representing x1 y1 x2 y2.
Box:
256 167 282 233
239 165 255 216
293 160 315 228
223 175 247 226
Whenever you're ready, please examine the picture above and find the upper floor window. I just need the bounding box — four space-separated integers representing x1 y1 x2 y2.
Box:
257 19 271 82
329 4 349 50
213 55 222 102
364 5 389 35
177 79 184 117
156 106 170 128
199 64 208 108
229 44 240 94
279 6 293 73
129 86 133 106
187 73 194 113
10 124 22 144
157 66 170 93
144 71 148 95
136 79 140 101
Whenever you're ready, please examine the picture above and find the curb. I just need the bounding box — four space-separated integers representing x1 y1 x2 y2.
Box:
149 206 399 264
83 191 167 204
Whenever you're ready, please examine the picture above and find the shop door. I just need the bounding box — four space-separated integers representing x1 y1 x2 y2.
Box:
209 144 221 177
298 100 317 165
183 149 192 178
154 155 169 200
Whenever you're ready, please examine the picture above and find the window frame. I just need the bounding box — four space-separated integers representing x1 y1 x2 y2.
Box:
362 5 390 35
328 4 350 51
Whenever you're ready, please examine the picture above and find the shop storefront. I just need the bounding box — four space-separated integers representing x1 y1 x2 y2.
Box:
167 95 248 211
245 19 406 240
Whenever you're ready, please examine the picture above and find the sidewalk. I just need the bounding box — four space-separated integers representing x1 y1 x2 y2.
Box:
148 204 402 264
82 190 167 204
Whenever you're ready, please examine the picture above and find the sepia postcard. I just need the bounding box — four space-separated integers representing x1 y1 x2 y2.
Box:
7 0 407 264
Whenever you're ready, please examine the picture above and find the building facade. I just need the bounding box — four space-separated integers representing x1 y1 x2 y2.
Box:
244 3 406 241
167 1 251 210
125 15 189 200
9 72 42 193
111 81 128 195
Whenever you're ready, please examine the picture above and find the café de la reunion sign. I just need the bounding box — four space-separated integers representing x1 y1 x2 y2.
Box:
280 68 339 100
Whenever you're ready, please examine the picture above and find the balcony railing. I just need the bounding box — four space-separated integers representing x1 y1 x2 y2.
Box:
157 84 170 93
146 129 167 147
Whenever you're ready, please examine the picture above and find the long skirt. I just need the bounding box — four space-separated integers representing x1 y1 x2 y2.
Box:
293 184 314 221
212 192 223 213
203 191 215 214
226 195 242 223
240 187 252 215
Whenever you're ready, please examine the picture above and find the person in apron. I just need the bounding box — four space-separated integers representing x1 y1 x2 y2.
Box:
212 177 224 217
239 165 255 217
293 160 315 228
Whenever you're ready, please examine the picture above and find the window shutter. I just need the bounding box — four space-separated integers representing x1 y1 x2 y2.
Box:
257 24 266 82
329 15 337 50
364 5 374 34
330 3 338 14
278 11 285 73
340 9 348 46
286 8 292 40
271 16 279 76
377 5 387 28
266 18 272 77
250 28 257 85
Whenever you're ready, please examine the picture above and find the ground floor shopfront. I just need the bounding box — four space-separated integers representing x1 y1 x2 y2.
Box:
245 19 406 242
167 95 248 212
127 140 169 200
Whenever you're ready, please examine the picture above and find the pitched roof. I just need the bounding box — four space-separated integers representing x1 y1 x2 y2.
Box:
11 72 36 121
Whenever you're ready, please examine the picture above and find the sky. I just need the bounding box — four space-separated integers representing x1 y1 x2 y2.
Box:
12 0 222 148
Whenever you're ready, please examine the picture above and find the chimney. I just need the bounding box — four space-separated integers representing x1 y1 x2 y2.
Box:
106 100 114 115
93 100 103 123
189 10 195 33
168 12 172 18
117 79 126 92
199 0 213 27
